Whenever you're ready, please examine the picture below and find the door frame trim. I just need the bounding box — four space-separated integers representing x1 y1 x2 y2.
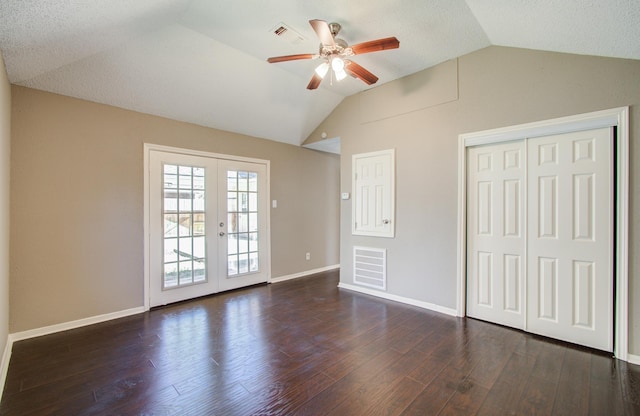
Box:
456 107 629 360
143 143 271 311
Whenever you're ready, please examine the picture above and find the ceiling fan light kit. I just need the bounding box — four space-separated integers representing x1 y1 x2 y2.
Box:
316 56 347 83
332 56 344 71
267 19 399 90
315 62 329 77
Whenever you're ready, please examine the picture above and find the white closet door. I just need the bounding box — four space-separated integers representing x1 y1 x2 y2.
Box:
467 141 526 330
527 128 613 351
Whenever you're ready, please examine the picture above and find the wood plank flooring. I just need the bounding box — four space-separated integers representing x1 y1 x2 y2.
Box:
1 270 639 415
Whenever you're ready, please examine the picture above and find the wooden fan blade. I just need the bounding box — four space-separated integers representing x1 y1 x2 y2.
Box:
267 53 315 63
345 60 379 85
309 19 335 46
307 73 323 90
351 37 399 55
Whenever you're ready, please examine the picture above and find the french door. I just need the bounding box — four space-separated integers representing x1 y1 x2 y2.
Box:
466 128 613 351
149 150 269 307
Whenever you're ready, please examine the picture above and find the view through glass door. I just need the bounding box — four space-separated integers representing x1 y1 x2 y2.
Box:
149 150 269 307
218 159 269 292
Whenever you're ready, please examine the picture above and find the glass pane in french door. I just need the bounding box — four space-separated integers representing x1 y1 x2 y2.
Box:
163 163 207 289
226 170 259 276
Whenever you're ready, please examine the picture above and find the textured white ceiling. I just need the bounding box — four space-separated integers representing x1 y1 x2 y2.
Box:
1 0 638 145
466 0 640 60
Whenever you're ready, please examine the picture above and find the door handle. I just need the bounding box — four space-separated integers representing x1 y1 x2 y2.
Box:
219 232 225 237
382 219 390 224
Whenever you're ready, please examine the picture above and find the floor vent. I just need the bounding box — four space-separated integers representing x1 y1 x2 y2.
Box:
353 246 387 290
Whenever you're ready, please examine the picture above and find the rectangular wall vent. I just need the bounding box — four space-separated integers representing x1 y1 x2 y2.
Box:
354 246 387 290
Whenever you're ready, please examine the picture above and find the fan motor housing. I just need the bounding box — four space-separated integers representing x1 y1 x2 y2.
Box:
319 38 350 57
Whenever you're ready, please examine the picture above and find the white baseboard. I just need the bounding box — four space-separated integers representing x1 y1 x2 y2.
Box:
270 264 340 284
0 334 12 402
1 306 145 401
628 353 640 366
338 282 458 317
9 307 146 343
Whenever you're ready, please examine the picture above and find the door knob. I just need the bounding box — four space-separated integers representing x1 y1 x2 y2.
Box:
382 219 390 224
219 231 225 237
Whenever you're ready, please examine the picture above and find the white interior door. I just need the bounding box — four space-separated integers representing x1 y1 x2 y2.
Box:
149 151 269 307
527 128 613 351
466 141 526 329
466 128 613 351
352 149 395 238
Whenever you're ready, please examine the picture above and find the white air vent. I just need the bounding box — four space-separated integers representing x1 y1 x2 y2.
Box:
354 246 387 290
270 22 305 44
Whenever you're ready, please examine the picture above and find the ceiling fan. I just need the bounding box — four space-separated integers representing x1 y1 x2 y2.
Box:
267 19 399 90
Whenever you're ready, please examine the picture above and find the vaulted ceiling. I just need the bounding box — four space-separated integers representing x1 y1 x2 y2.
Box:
1 0 638 145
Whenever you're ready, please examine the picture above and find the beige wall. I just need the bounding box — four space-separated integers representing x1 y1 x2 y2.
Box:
10 87 340 332
308 46 640 356
0 53 10 371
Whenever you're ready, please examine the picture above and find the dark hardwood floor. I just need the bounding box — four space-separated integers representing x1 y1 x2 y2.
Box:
1 270 639 415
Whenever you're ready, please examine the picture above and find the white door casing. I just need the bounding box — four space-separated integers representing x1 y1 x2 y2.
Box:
527 128 612 351
466 141 526 330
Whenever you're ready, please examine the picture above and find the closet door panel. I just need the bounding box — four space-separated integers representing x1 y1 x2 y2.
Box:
467 141 525 329
526 128 613 352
